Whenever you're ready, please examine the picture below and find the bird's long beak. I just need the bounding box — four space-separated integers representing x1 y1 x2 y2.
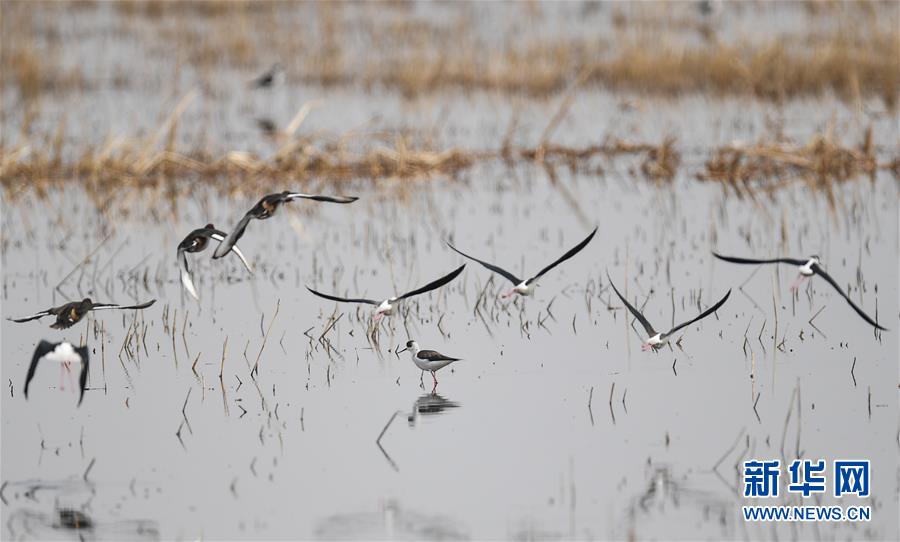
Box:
397 347 408 354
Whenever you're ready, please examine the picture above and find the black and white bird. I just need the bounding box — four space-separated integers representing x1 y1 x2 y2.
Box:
178 223 254 300
306 264 466 322
24 340 90 406
447 226 597 298
212 191 358 259
712 252 887 330
250 63 283 88
10 298 157 329
399 340 461 389
608 274 731 351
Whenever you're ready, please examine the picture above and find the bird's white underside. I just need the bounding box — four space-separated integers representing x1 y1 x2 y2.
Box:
43 343 83 365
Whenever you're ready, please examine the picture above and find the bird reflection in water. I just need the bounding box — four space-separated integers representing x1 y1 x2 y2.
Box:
2 479 159 541
314 499 468 540
625 464 732 535
407 392 461 426
376 392 462 471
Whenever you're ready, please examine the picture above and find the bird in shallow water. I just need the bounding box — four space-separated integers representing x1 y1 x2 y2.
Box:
212 191 358 259
447 226 597 298
399 340 462 390
255 117 278 138
10 298 156 329
24 340 90 406
712 252 887 331
178 223 253 300
608 273 731 352
306 264 466 323
250 62 284 88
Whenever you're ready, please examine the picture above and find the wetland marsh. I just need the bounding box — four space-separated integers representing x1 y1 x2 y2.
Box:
1 2 898 540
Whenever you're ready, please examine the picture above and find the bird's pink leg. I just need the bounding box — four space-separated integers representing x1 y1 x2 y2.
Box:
373 312 384 323
59 363 65 391
65 362 75 392
500 289 516 299
641 343 652 352
789 274 808 292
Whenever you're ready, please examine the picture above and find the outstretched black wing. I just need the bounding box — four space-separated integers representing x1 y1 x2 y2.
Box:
9 310 52 323
76 345 90 406
306 287 379 305
712 252 806 266
668 289 732 335
607 274 657 337
24 340 57 399
93 299 157 311
528 226 597 284
446 242 521 285
812 264 887 331
285 193 359 204
212 212 254 259
398 264 466 300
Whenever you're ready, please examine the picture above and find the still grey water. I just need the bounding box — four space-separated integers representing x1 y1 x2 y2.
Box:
2 1 899 540
2 160 897 539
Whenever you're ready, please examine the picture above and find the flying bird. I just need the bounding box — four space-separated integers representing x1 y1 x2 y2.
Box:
178 223 254 300
306 264 466 322
10 298 156 329
399 340 462 389
24 340 90 406
212 191 358 259
447 226 597 298
712 252 887 331
608 273 731 351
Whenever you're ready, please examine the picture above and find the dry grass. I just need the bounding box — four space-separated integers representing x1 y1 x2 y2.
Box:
0 89 684 195
2 100 891 202
698 126 893 207
2 1 897 106
356 25 898 107
590 28 899 108
1 43 88 104
0 2 896 205
0 128 661 188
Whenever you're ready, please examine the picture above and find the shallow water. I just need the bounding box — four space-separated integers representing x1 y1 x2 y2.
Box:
2 159 897 539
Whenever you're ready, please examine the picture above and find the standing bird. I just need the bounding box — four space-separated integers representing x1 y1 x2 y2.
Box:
447 226 597 298
178 223 254 300
9 298 156 329
608 274 731 351
24 340 90 406
255 117 278 138
399 340 461 390
712 252 887 331
212 191 358 259
306 264 466 322
250 63 283 89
